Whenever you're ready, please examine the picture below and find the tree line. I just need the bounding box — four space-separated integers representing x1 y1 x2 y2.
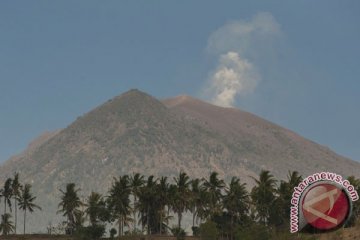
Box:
0 173 41 235
1 171 360 239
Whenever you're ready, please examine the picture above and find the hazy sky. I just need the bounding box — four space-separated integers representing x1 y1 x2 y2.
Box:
1 1 359 163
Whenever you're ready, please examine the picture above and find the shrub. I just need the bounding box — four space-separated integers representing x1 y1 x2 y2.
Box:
110 228 117 239
192 226 200 236
199 221 219 240
235 224 270 240
171 226 186 240
75 225 105 240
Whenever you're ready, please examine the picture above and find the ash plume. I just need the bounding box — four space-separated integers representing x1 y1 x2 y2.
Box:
205 12 281 107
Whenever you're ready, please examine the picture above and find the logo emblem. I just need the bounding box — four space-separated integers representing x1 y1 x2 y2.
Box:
301 183 350 231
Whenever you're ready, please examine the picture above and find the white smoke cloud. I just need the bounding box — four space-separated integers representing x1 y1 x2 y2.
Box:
205 12 281 107
210 52 260 107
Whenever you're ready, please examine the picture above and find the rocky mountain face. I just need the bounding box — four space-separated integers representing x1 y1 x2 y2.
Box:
1 89 359 232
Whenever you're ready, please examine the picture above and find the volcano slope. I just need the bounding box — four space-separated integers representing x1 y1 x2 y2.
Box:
1 89 359 232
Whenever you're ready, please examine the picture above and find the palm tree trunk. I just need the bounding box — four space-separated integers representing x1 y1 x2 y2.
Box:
23 209 26 235
230 215 233 240
4 200 6 214
133 196 137 231
118 218 121 239
121 216 124 236
147 205 150 235
159 210 162 235
141 212 144 232
178 212 182 229
69 214 75 235
120 217 122 236
15 199 17 234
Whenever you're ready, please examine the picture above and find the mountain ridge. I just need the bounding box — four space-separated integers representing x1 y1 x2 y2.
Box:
163 94 359 179
0 89 359 232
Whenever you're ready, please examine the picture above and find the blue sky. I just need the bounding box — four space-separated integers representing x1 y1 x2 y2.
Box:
0 1 359 163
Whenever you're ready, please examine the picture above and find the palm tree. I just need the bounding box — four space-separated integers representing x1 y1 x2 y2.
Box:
57 183 83 234
223 177 250 240
157 176 169 234
0 189 2 212
345 176 360 226
12 172 22 234
195 187 210 223
275 171 302 226
85 192 108 226
202 172 225 218
130 173 145 231
0 213 15 235
190 178 202 227
2 178 13 214
136 175 158 235
251 170 277 225
108 175 132 237
286 171 302 189
18 184 41 234
74 209 86 229
172 171 191 229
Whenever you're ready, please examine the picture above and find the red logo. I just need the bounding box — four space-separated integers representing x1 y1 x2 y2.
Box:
302 183 350 231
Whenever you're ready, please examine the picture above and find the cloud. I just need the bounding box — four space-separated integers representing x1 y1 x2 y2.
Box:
207 12 281 56
205 12 281 107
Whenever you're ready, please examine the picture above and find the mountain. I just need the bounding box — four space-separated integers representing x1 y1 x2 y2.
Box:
1 89 359 232
162 95 360 180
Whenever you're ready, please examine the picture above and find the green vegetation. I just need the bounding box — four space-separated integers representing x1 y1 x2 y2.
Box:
0 213 15 235
199 220 219 240
57 183 84 235
18 184 42 234
1 171 360 240
0 172 41 235
170 226 186 240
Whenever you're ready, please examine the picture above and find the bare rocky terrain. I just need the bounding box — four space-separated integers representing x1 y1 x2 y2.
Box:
1 89 359 233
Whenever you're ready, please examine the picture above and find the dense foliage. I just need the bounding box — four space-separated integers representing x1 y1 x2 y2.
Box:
0 172 41 235
1 170 360 240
